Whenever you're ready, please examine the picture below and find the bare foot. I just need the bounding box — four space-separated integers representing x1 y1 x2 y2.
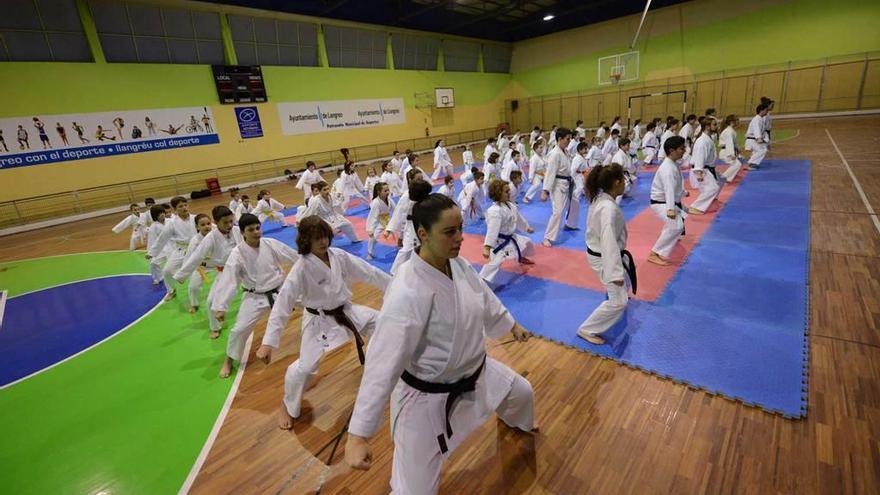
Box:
522 198 530 204
520 257 535 265
577 330 606 345
366 254 374 261
189 305 198 314
163 290 176 302
219 359 233 378
687 207 705 215
209 330 220 339
647 252 670 266
152 280 161 286
542 239 552 247
278 402 294 430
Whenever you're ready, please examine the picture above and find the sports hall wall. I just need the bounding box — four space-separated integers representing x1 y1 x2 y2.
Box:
510 0 880 97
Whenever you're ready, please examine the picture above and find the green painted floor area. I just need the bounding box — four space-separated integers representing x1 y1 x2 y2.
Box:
0 252 241 494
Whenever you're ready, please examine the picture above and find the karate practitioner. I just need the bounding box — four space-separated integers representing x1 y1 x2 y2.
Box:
523 140 546 204
228 189 242 213
629 119 642 156
234 195 253 222
480 179 535 284
431 140 455 181
345 193 536 495
390 150 403 175
182 213 213 313
746 103 770 169
586 136 604 169
364 167 380 200
610 116 622 135
482 139 498 167
570 141 590 206
459 166 478 189
657 118 679 162
366 182 395 260
255 190 290 227
595 122 606 140
153 196 197 301
541 127 576 246
145 205 168 286
457 171 486 225
574 120 587 140
174 205 243 338
688 117 722 215
462 144 475 167
380 161 404 197
500 150 522 182
648 136 688 266
301 182 359 243
719 114 744 181
295 161 324 195
761 97 775 147
576 164 635 345
612 138 637 200
112 204 145 250
641 122 660 165
437 175 455 199
212 213 300 378
386 178 433 275
601 129 620 166
340 162 369 208
256 216 391 428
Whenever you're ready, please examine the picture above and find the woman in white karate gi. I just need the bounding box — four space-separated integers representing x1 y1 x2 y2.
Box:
366 182 395 260
255 216 391 429
212 213 300 378
112 204 145 250
480 179 535 284
301 182 359 243
540 127 576 247
255 189 290 227
523 140 546 204
430 139 455 181
457 171 486 225
387 177 433 275
688 117 722 215
648 136 688 266
346 193 536 495
719 114 744 181
641 122 660 165
174 205 243 339
576 164 636 345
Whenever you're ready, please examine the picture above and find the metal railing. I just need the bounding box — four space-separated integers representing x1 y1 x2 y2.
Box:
505 51 880 132
0 127 497 230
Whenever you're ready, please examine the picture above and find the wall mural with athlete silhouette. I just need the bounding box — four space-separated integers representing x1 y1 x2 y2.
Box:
0 106 219 170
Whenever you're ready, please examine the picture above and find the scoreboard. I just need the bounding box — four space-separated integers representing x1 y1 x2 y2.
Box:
212 65 267 104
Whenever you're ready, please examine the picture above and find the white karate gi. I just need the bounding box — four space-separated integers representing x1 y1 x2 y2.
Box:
575 126 587 139
650 158 686 257
137 210 152 245
386 192 417 275
154 214 197 293
381 171 404 197
234 202 253 223
302 195 358 243
263 248 390 418
366 196 395 257
641 131 659 164
211 237 299 362
229 198 242 214
658 129 675 161
482 144 498 165
746 114 768 167
431 146 454 180
763 112 773 145
570 153 588 202
349 255 534 495
457 181 485 225
586 145 603 169
175 226 243 332
690 133 721 212
341 171 369 207
390 157 403 175
611 122 622 134
437 184 454 199
548 129 557 149
542 144 576 241
479 202 534 283
612 149 637 197
184 232 208 307
578 192 631 338
630 124 642 153
500 158 521 182
146 220 168 284
112 213 144 250
255 198 287 225
523 151 545 201
496 135 510 156
364 176 380 199
295 169 324 193
719 126 743 181
595 127 606 140
462 150 475 166
601 137 618 166
459 169 474 189
679 123 695 165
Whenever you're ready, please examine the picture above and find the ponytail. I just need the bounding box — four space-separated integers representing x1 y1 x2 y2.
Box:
585 163 624 202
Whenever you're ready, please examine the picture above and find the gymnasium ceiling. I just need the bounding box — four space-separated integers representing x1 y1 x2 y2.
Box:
204 0 692 42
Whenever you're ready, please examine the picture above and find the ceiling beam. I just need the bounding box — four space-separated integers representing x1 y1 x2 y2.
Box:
396 0 451 23
443 0 528 32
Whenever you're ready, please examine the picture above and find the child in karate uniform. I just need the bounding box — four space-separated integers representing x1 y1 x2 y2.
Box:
256 216 391 428
576 164 635 345
183 213 213 313
457 171 487 225
300 182 359 243
145 205 169 286
255 189 290 227
480 179 535 284
366 182 395 261
437 175 455 199
648 136 688 266
523 140 546 204
364 167 380 200
112 204 145 250
380 161 404 197
462 144 475 166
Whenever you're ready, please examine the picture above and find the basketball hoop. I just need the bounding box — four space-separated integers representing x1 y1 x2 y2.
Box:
609 65 624 85
610 73 621 85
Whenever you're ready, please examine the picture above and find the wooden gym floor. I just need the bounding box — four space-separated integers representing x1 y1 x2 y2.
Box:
1 116 878 494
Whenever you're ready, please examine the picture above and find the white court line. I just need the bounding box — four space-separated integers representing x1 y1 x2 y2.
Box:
0 290 7 328
825 128 880 236
178 334 253 495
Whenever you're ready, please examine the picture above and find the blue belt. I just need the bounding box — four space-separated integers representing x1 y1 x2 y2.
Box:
492 233 522 261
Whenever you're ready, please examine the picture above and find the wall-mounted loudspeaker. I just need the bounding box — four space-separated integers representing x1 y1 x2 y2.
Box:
511 99 519 111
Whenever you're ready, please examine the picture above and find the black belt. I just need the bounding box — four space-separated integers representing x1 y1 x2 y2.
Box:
706 165 718 180
242 286 280 307
644 145 656 149
554 174 574 218
746 137 756 141
587 247 638 294
492 233 522 261
650 199 683 208
306 305 365 365
401 355 486 454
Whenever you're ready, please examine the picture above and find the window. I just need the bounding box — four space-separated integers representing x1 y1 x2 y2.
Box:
443 39 479 72
229 15 317 67
88 0 224 64
0 0 91 62
482 44 511 73
323 25 386 69
391 33 439 71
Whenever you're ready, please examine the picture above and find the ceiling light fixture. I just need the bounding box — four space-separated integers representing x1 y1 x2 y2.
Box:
543 14 555 21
